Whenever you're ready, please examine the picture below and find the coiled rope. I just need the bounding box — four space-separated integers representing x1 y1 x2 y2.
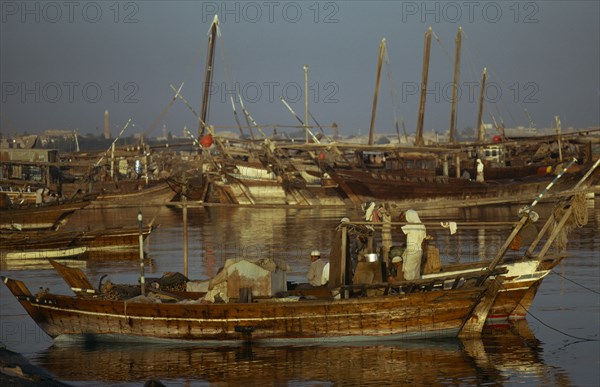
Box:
551 194 589 251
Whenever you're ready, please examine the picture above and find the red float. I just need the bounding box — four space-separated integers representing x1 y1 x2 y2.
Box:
200 134 213 148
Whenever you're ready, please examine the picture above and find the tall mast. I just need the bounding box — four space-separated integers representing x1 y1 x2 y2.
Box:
415 27 432 147
368 38 386 145
199 15 219 138
304 64 309 143
555 115 563 162
449 27 462 144
476 67 487 143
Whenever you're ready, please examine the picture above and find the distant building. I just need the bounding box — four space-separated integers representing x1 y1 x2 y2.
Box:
504 126 538 137
104 110 111 139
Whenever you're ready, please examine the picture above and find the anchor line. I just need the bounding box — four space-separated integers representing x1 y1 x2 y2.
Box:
492 278 597 342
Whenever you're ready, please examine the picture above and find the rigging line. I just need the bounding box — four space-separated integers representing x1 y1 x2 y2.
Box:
431 30 454 66
217 24 237 110
524 307 597 342
493 103 506 127
461 31 525 128
143 84 182 137
459 32 480 88
550 271 600 295
459 31 504 131
383 45 403 141
492 278 597 342
218 30 234 90
144 37 205 137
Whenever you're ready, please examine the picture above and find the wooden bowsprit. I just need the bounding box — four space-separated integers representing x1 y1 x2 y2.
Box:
481 157 580 279
525 157 600 260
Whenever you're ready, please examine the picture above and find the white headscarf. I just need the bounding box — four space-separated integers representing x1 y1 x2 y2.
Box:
405 209 421 224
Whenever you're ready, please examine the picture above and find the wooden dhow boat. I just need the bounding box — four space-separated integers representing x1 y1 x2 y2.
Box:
315 146 591 205
3 246 88 260
87 181 176 208
0 225 155 260
1 259 503 343
371 158 599 323
0 199 90 230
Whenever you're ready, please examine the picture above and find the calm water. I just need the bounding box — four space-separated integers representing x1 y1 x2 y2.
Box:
1 199 598 386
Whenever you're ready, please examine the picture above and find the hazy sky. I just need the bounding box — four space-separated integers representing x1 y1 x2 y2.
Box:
1 1 599 138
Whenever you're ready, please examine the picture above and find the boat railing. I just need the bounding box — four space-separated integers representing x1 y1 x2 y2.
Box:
338 267 507 299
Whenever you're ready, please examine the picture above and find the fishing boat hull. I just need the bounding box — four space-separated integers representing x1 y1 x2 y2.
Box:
3 246 88 260
2 276 496 343
0 200 89 230
327 168 556 205
486 276 546 322
88 182 176 208
424 259 555 323
0 226 153 260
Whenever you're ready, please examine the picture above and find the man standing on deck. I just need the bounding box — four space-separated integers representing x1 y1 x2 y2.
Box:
476 159 485 182
400 210 427 280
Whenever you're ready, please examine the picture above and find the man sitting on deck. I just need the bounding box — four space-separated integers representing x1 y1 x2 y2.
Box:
306 250 329 287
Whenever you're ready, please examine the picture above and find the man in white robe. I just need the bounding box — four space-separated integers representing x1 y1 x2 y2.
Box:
307 250 329 287
400 210 427 280
476 159 485 182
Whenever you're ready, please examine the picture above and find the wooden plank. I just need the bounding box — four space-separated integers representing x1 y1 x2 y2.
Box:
49 259 96 295
1 276 33 297
459 279 501 338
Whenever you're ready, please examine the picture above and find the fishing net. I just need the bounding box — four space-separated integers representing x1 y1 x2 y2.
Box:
99 272 189 300
549 194 588 251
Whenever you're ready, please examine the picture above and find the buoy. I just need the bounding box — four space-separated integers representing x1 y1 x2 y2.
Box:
200 134 213 148
318 153 326 161
492 135 502 143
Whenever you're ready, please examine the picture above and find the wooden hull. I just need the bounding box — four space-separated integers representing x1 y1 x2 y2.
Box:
0 189 38 205
508 279 544 320
328 168 554 204
424 260 551 322
207 160 347 206
4 246 87 260
1 230 77 251
167 176 210 202
0 200 89 230
487 276 546 322
3 276 496 343
88 182 176 208
0 226 153 259
1 258 87 271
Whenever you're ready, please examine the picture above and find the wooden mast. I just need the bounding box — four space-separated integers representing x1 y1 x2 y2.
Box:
449 27 462 144
555 116 563 162
476 67 487 143
415 27 432 147
199 15 219 138
304 64 309 143
368 38 386 145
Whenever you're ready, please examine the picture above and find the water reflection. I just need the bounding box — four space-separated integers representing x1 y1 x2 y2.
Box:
475 321 571 386
30 321 568 386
